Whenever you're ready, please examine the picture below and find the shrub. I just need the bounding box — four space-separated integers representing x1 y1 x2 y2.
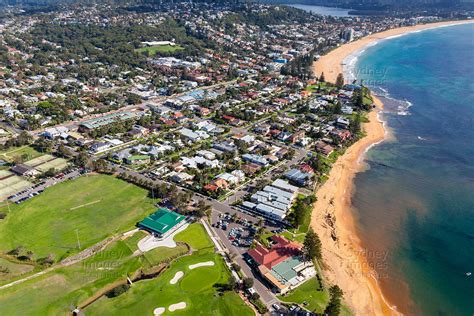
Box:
106 284 130 298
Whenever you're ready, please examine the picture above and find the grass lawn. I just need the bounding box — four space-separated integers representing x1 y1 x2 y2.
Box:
259 231 274 247
85 251 253 316
142 245 188 268
0 146 42 162
174 222 214 251
85 222 252 315
281 230 306 243
279 277 328 313
136 44 184 55
0 238 143 315
0 258 35 280
279 277 353 316
0 174 155 261
287 194 313 235
122 231 147 253
0 223 216 315
0 210 252 316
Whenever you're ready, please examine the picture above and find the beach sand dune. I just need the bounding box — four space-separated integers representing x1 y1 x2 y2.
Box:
311 19 473 316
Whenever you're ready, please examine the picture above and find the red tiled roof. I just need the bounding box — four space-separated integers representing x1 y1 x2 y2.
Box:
204 184 218 191
247 236 302 269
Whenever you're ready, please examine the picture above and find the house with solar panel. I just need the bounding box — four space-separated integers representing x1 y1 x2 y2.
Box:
137 208 186 239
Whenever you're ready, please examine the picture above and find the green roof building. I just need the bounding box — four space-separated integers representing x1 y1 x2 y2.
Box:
138 208 185 237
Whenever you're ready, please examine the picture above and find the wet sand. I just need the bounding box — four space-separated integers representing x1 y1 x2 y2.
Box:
310 19 473 316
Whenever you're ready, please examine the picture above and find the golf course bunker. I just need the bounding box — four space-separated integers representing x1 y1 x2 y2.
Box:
188 261 215 270
168 302 187 312
153 307 165 315
170 271 184 285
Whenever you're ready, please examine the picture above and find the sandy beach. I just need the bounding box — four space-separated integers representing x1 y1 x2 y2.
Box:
310 19 473 316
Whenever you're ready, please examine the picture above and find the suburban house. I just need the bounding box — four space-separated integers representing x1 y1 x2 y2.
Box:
284 168 312 187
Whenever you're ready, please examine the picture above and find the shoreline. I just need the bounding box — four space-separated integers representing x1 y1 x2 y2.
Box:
310 19 473 316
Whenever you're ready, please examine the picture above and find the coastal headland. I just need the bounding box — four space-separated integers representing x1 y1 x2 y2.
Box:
310 19 474 316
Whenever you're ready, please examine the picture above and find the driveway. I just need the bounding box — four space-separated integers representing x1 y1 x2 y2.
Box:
137 223 189 252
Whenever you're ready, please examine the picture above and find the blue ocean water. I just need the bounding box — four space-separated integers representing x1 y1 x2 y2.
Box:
352 23 474 316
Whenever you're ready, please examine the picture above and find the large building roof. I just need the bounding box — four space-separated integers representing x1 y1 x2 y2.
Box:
247 235 302 269
80 111 137 130
138 208 185 235
270 256 300 284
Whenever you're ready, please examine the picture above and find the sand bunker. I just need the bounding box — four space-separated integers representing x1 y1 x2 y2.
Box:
189 261 215 270
153 307 165 315
170 271 184 285
168 302 187 311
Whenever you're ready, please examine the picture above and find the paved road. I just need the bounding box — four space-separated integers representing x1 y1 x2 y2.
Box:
31 80 237 136
106 163 281 305
8 169 82 203
210 212 279 306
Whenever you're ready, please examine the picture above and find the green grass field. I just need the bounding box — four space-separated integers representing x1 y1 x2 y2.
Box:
0 223 252 316
0 258 35 280
136 44 184 55
281 230 306 243
0 174 155 261
174 222 214 251
142 245 188 268
279 277 352 316
86 222 252 315
0 146 43 163
278 277 328 313
0 237 143 315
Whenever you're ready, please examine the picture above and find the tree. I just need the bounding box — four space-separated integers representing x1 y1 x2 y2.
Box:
335 73 345 88
126 93 142 105
333 101 342 115
227 275 238 291
25 250 34 260
17 131 33 146
8 246 24 256
303 228 322 261
44 168 56 178
92 159 108 172
319 72 325 83
196 200 211 218
324 285 344 316
231 263 241 272
74 152 89 168
349 113 362 134
57 144 71 158
243 277 254 289
106 284 130 298
34 138 53 153
352 89 365 109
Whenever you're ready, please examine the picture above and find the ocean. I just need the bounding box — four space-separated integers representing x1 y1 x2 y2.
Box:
349 23 474 316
